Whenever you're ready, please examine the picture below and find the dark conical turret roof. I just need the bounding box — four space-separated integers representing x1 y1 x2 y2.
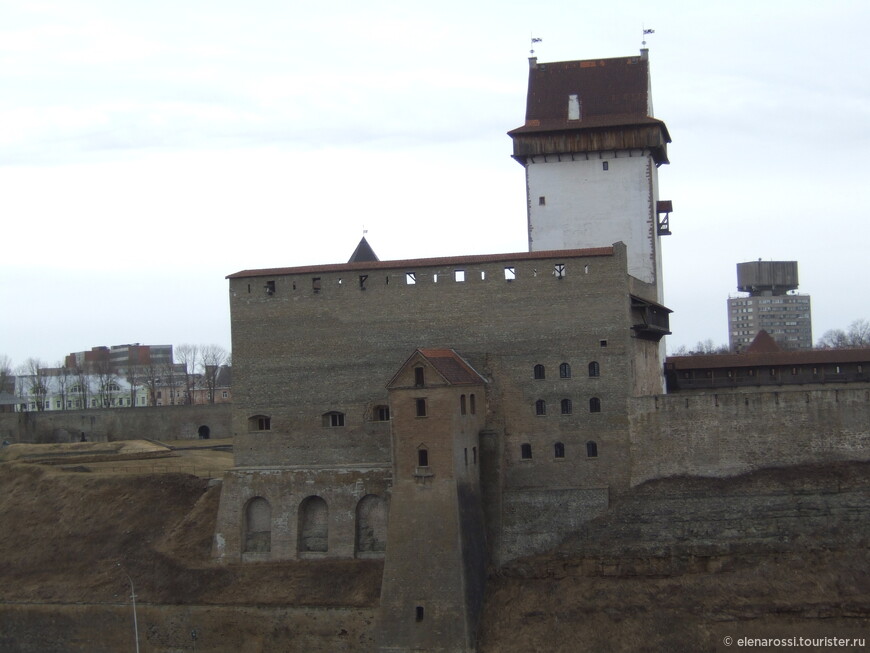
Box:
348 236 379 263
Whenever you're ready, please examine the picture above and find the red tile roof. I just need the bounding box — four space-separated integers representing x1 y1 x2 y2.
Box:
227 247 614 279
667 348 870 370
417 349 486 385
508 55 668 135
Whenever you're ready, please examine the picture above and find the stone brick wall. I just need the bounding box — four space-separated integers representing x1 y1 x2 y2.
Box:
0 404 231 444
629 386 870 485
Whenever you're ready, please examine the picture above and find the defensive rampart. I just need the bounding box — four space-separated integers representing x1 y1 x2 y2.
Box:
0 403 231 444
629 386 870 485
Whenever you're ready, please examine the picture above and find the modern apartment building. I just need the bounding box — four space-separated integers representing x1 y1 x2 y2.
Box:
728 261 812 352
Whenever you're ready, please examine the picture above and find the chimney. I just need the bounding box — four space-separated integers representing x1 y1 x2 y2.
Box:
528 56 537 69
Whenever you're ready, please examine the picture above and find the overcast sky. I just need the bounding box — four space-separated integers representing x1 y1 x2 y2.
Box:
1 0 868 367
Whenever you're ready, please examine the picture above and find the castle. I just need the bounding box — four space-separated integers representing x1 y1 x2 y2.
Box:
212 50 870 653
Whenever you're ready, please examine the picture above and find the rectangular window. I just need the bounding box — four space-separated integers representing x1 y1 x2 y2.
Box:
312 277 321 293
415 398 427 417
554 263 565 279
504 266 515 281
454 270 465 282
538 196 546 206
405 272 416 285
414 367 425 387
265 280 275 295
602 161 609 171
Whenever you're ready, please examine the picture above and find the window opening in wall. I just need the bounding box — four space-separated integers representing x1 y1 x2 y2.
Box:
322 411 345 427
433 273 438 283
245 497 272 553
473 446 477 464
599 339 608 347
560 362 571 378
455 269 465 282
602 161 609 171
416 398 427 417
539 196 546 206
584 265 589 274
554 263 566 279
586 441 598 458
521 443 532 459
505 266 516 281
589 397 601 413
249 415 271 431
533 364 545 380
406 272 416 285
359 274 368 290
374 405 390 421
292 281 297 290
460 394 467 415
554 442 565 458
416 606 425 622
247 284 251 293
588 361 600 377
417 448 429 467
312 277 321 293
480 270 486 280
535 399 546 415
338 278 343 285
265 280 275 295
560 398 572 414
298 496 328 553
791 367 799 376
770 368 776 377
414 367 425 387
469 394 476 414
386 276 390 285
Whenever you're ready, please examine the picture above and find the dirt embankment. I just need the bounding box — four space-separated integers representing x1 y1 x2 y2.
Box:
478 462 870 652
0 463 381 608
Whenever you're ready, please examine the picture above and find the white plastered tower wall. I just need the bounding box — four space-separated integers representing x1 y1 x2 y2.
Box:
510 50 671 306
525 150 663 300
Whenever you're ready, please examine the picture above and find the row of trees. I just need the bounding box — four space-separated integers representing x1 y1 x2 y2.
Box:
669 319 869 356
1 344 230 412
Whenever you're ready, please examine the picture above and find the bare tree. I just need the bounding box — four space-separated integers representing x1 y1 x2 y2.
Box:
93 359 118 408
140 361 162 407
816 319 870 349
20 358 50 411
55 362 72 410
126 366 141 408
0 355 13 394
670 339 730 356
72 366 91 410
199 344 228 404
175 344 199 405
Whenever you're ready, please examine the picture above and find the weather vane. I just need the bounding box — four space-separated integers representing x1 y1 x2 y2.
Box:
530 36 542 55
642 26 655 47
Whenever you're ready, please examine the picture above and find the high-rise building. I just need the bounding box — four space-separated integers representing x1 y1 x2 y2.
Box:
727 261 813 351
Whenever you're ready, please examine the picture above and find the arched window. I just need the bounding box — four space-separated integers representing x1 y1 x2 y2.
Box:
586 441 598 458
588 361 600 377
460 394 467 415
535 399 546 415
248 414 271 431
414 366 425 387
589 397 601 413
355 494 387 556
520 443 532 459
469 394 476 415
298 496 328 553
244 497 271 553
554 442 565 459
373 405 390 421
322 411 345 427
533 364 545 380
560 398 572 415
559 363 571 378
417 447 429 467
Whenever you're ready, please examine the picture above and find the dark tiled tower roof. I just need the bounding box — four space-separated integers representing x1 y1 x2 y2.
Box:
348 236 379 263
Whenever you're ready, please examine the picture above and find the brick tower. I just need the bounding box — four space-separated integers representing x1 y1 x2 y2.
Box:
377 349 487 653
508 49 672 301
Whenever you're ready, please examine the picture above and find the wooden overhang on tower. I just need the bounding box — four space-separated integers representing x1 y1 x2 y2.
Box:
508 52 671 166
630 295 672 341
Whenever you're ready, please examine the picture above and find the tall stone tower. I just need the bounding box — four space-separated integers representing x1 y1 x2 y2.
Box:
508 49 672 301
377 349 488 653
